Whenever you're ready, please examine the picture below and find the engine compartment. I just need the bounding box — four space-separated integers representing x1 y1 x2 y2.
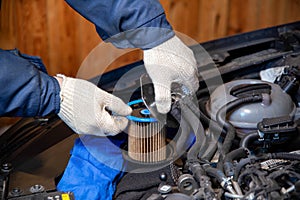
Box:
113 21 300 200
125 76 300 200
1 21 300 200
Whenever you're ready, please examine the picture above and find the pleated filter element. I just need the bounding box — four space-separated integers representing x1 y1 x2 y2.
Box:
127 100 166 163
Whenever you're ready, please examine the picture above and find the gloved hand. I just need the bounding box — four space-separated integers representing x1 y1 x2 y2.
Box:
55 75 132 136
143 35 199 114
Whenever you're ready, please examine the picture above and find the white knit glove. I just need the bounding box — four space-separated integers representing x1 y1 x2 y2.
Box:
143 35 199 114
56 75 132 136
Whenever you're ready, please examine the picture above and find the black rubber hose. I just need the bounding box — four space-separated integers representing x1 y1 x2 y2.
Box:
199 106 225 136
174 117 191 157
224 147 249 163
197 95 227 161
168 101 193 158
239 131 259 148
197 93 226 161
269 152 300 161
200 133 219 162
234 155 271 181
216 95 263 169
196 84 219 99
196 99 226 161
268 169 300 180
233 157 253 181
295 180 300 192
198 102 226 160
183 105 206 161
223 147 249 177
198 100 226 133
188 162 206 184
179 96 206 161
198 97 226 137
234 152 300 181
170 95 210 162
203 164 227 185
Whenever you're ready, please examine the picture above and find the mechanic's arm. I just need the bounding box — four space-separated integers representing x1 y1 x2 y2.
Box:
65 0 199 114
64 0 174 49
0 49 131 136
0 49 60 117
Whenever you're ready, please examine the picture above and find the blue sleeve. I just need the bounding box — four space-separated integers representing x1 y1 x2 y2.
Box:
0 49 61 117
64 0 175 49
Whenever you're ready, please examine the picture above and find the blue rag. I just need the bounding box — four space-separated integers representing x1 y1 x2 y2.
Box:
57 135 125 200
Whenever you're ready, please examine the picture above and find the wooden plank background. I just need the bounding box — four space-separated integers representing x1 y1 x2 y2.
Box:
0 0 300 77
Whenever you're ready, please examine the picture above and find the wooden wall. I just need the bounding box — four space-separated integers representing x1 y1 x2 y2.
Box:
0 0 300 77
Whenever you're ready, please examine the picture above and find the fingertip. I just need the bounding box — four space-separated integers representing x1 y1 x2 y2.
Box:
155 96 171 114
125 105 133 116
153 83 172 114
106 95 132 116
114 116 129 133
156 101 171 114
115 104 132 116
100 116 129 136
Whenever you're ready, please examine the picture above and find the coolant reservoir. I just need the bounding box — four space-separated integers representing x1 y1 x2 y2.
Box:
206 79 296 135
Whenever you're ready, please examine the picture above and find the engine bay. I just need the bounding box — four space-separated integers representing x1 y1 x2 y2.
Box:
1 21 300 200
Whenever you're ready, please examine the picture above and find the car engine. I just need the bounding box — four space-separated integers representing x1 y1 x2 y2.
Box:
1 22 300 200
113 21 300 200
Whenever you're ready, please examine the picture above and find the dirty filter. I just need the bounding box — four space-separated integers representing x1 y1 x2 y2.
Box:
127 99 166 163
